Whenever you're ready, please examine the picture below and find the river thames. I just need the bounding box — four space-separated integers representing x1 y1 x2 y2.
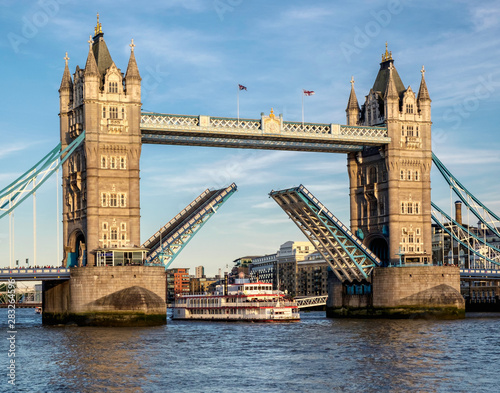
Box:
1 309 499 392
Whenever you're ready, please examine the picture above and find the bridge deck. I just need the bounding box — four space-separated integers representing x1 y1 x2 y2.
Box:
143 183 237 267
270 185 381 283
0 268 70 281
140 112 390 153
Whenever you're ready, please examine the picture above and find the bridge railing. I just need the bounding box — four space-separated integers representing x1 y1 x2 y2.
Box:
141 112 389 142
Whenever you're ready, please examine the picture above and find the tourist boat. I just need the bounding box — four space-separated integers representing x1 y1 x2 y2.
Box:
35 307 42 314
172 279 300 322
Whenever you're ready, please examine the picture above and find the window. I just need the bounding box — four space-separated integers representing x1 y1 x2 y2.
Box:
409 233 414 243
110 156 116 169
111 229 118 240
400 170 405 180
101 193 107 207
101 156 107 168
369 167 377 184
401 125 405 136
408 203 413 214
407 170 412 180
121 223 126 231
120 194 126 207
415 202 420 214
109 193 117 207
401 202 405 214
120 157 126 169
110 107 118 119
122 108 125 119
103 222 108 230
415 171 419 181
406 104 414 114
109 82 118 93
102 107 106 118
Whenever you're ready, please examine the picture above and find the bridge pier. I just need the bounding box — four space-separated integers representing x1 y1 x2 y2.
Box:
326 265 465 319
42 266 166 326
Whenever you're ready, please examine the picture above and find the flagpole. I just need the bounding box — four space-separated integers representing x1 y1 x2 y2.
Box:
237 85 240 124
301 90 304 130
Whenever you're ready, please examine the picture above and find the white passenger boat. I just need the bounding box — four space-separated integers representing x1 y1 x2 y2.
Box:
172 279 300 322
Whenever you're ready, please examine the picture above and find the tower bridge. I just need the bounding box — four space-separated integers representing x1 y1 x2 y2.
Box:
5 19 500 324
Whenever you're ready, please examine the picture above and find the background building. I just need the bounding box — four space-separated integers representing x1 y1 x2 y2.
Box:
247 240 329 297
166 268 190 303
195 265 205 278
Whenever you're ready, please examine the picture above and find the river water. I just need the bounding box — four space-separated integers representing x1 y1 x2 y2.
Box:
0 309 499 392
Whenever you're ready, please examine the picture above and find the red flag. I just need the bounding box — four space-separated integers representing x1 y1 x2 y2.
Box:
239 84 247 91
303 89 315 96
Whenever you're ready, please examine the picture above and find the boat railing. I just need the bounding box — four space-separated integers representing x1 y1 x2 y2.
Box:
177 301 297 308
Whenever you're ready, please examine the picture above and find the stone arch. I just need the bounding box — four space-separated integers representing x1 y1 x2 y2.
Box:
366 235 389 267
64 229 86 267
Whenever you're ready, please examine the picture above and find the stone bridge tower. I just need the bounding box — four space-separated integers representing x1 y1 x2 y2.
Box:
59 17 142 267
346 45 432 266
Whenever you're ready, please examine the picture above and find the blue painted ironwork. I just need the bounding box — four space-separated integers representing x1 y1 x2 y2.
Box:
431 202 500 269
0 132 85 219
432 152 500 238
270 185 381 282
0 268 70 281
144 183 237 269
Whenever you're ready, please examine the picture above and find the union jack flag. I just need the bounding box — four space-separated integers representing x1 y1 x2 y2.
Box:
303 89 315 96
238 84 247 91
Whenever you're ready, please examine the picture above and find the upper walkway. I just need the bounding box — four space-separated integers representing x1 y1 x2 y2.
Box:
140 112 390 153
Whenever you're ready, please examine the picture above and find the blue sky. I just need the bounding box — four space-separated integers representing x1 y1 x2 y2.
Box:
1 0 499 275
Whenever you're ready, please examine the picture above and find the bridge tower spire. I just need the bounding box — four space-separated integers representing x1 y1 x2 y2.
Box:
345 76 360 126
347 45 432 266
59 18 143 267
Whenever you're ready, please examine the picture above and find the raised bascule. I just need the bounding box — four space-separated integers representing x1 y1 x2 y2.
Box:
3 19 500 324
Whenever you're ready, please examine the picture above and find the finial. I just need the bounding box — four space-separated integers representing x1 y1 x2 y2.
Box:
350 76 355 87
382 42 393 62
64 52 69 66
94 12 103 36
421 65 425 77
88 35 93 50
130 38 135 52
269 108 275 119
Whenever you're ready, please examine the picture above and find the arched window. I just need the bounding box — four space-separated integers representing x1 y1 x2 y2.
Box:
369 167 377 184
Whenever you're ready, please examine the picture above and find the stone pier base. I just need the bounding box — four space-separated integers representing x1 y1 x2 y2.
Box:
326 266 465 319
42 266 166 326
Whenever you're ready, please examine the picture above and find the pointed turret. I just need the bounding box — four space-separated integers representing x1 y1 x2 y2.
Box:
384 64 398 100
125 39 141 81
346 76 359 126
59 52 73 92
84 36 99 77
384 63 399 120
417 66 431 122
417 66 430 102
125 39 141 101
